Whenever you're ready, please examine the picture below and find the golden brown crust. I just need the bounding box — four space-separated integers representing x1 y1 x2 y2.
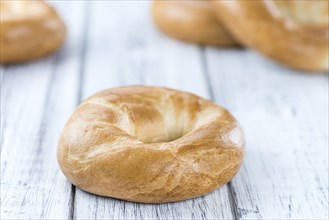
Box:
0 0 66 64
57 86 245 203
152 0 238 47
212 0 329 72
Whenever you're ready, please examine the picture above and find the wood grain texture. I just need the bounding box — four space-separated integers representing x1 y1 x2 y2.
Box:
204 48 329 219
1 1 86 219
1 0 328 219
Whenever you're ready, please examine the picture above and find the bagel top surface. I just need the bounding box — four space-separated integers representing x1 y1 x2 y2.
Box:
268 0 329 28
212 0 329 72
152 0 238 46
0 0 66 64
57 86 244 203
1 0 53 22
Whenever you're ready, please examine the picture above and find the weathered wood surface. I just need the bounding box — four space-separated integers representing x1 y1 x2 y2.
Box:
1 1 328 219
205 49 329 219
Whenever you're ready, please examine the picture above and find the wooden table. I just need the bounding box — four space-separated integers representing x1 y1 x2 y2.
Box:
1 1 328 219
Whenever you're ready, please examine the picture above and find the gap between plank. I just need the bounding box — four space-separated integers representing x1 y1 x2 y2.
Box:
69 185 76 220
36 54 61 219
0 66 7 153
77 2 92 105
199 46 239 220
36 54 59 160
70 2 92 220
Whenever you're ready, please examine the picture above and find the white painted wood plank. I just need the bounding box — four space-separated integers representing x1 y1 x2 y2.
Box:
205 48 329 219
3 1 326 219
1 1 86 219
74 1 235 219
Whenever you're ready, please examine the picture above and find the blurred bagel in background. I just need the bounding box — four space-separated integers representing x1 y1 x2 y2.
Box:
212 0 329 72
152 0 238 47
0 0 66 64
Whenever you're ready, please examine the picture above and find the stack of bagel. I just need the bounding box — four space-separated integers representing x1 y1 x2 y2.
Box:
152 0 329 72
1 0 327 72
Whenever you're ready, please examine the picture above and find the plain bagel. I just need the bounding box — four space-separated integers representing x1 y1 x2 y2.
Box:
212 0 329 72
57 86 245 203
0 0 66 64
152 0 238 46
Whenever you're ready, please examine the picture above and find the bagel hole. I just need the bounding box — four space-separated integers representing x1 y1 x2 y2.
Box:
133 113 189 144
126 100 197 144
139 131 184 144
132 107 219 144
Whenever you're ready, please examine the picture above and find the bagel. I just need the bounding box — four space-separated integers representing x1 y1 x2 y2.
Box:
0 0 66 64
212 0 329 72
152 0 238 46
57 86 245 203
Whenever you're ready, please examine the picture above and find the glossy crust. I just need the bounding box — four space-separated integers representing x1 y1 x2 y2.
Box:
0 0 66 64
57 86 245 203
212 0 329 72
152 0 238 46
